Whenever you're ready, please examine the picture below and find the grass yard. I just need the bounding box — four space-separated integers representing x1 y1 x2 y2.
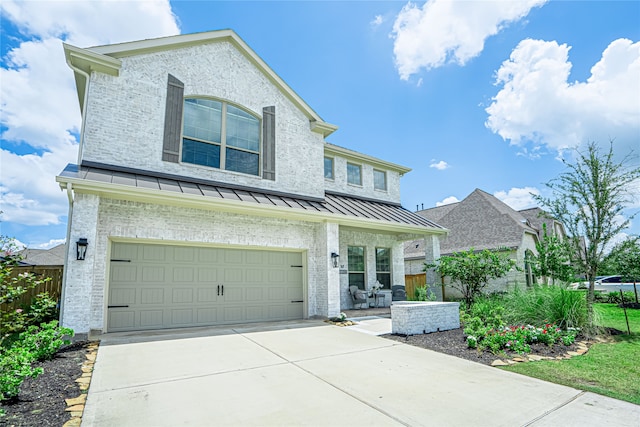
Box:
501 303 640 405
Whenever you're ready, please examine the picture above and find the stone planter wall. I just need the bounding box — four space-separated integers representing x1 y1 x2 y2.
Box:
391 301 460 335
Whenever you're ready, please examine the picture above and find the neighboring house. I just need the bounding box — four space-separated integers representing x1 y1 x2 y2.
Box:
56 30 446 335
405 189 565 294
19 244 66 267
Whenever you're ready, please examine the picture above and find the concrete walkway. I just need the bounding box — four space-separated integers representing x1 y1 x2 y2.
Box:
82 320 640 426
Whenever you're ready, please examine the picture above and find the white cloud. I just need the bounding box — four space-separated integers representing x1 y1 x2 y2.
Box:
494 187 540 211
371 15 384 26
429 160 449 170
486 38 640 156
391 0 547 79
436 196 460 206
31 239 67 250
0 1 180 241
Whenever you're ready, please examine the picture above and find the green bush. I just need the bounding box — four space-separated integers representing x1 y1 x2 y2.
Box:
412 285 437 301
0 346 43 401
18 321 73 361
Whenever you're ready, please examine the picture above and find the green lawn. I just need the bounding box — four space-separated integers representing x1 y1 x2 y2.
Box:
501 304 640 405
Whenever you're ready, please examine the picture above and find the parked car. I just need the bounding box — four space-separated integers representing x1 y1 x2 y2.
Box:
572 275 638 292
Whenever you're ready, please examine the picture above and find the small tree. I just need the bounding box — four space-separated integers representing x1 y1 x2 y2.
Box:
427 248 516 309
533 141 640 324
531 223 575 285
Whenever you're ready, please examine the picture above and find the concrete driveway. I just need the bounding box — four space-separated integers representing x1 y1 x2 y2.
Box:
82 320 640 426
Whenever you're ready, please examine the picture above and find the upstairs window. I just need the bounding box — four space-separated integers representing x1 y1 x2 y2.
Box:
324 157 334 179
182 98 260 176
347 163 362 186
374 169 387 191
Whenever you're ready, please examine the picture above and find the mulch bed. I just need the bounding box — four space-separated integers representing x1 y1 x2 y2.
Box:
383 327 583 366
0 341 89 427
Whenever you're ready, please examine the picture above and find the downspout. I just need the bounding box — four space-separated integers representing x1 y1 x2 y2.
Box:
59 182 74 328
64 59 91 165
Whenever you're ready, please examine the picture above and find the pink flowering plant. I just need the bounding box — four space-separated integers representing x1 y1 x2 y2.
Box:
468 323 578 354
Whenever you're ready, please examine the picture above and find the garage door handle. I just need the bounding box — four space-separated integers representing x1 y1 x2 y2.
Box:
217 285 220 296
291 300 303 303
111 259 131 262
222 285 224 295
108 305 129 308
291 265 303 268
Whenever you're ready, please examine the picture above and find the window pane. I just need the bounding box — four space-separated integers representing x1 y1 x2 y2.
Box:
225 147 259 175
349 273 365 290
182 138 220 168
324 157 334 179
226 105 260 152
347 163 361 185
183 99 222 143
348 246 365 272
376 273 391 289
374 170 387 191
375 248 391 272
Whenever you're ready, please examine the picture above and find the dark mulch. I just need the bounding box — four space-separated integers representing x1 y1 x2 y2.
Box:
0 341 89 427
382 328 582 366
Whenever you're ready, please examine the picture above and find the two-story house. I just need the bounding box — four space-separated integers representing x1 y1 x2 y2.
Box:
56 30 446 335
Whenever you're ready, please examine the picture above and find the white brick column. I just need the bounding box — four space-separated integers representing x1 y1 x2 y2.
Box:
60 193 100 333
318 221 340 318
423 235 443 301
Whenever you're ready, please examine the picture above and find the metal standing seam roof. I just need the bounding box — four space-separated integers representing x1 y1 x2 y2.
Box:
57 163 445 230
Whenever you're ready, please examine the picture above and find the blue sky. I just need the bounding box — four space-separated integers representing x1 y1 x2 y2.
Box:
1 0 639 249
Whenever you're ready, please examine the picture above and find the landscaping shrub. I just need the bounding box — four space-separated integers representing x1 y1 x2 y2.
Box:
17 321 73 361
502 285 588 330
0 346 43 401
412 285 437 301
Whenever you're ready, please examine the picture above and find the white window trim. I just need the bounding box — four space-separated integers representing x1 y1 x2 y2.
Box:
180 96 262 176
324 156 335 181
347 162 363 187
373 169 387 192
375 247 392 290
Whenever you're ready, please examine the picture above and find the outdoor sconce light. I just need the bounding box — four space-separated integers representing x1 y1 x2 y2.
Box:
331 252 340 268
76 238 88 261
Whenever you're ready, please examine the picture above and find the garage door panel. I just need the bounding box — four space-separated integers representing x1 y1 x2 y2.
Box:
245 305 264 321
142 245 167 261
172 288 193 303
111 265 137 282
198 268 217 282
245 288 263 302
223 287 243 303
142 266 165 282
268 287 285 301
109 243 304 332
171 309 194 325
109 311 135 329
139 310 164 327
198 287 218 302
110 288 136 305
173 267 194 282
140 288 165 305
196 307 218 323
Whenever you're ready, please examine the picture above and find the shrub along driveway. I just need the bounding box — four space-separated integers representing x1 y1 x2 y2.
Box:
82 321 639 426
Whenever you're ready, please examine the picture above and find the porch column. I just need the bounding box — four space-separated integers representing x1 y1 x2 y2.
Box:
60 193 100 334
316 221 341 318
423 234 443 301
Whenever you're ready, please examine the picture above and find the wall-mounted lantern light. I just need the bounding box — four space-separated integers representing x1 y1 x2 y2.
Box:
76 238 88 261
331 252 340 268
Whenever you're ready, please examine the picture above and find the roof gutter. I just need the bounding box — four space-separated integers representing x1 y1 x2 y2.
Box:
64 52 90 165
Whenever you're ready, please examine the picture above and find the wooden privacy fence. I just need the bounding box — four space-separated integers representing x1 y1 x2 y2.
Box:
404 273 426 299
1 266 64 312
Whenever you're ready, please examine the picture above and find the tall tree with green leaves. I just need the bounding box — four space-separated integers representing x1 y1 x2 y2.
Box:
531 223 575 285
427 248 516 309
533 141 640 324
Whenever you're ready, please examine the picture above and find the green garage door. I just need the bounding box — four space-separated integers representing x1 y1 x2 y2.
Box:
107 242 304 332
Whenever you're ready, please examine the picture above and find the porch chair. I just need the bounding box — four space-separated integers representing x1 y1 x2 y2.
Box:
349 285 369 309
392 285 407 301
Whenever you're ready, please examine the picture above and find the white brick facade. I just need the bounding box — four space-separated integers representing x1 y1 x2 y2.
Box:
391 302 460 335
83 41 326 199
59 31 441 334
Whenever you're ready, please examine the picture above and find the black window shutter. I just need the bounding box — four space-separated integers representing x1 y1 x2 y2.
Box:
162 74 184 163
262 106 276 180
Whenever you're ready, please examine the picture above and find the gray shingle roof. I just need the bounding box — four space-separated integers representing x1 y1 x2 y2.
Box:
58 163 445 232
19 244 66 266
406 189 539 258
